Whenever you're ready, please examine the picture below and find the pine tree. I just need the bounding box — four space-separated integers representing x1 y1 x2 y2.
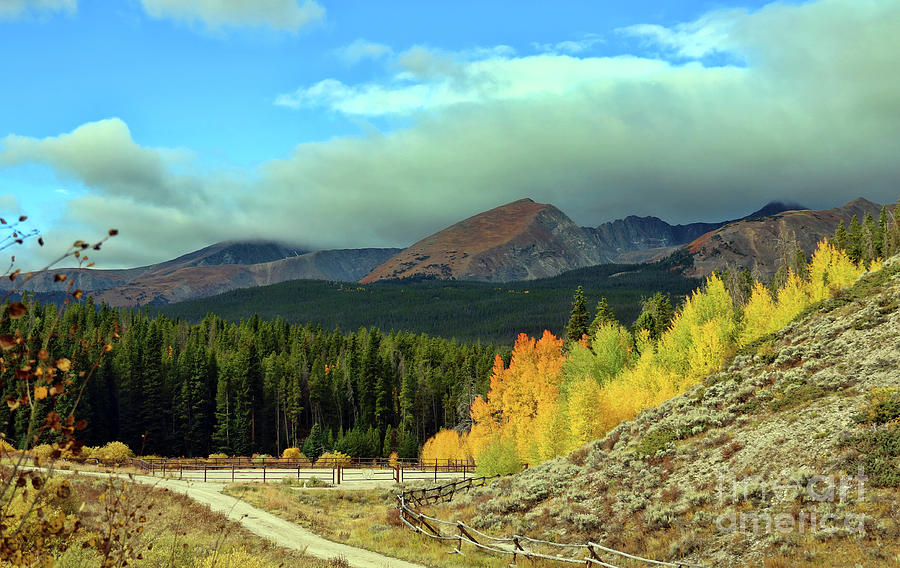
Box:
565 286 589 343
302 423 326 462
834 220 848 251
140 322 168 455
587 297 616 337
862 212 877 264
876 205 888 258
886 200 900 257
847 214 862 262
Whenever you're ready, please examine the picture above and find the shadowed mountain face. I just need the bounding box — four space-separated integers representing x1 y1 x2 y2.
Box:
684 198 889 278
587 201 809 264
5 242 400 307
360 198 608 283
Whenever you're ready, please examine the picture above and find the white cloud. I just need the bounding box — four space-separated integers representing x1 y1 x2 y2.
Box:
0 0 75 19
335 38 393 65
532 34 604 55
139 0 324 32
0 118 198 206
276 51 672 116
618 9 746 59
5 0 900 270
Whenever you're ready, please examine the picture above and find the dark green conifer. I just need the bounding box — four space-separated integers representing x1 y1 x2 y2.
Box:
565 286 589 343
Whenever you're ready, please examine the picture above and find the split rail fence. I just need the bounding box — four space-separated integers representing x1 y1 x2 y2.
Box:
396 476 707 568
98 457 475 485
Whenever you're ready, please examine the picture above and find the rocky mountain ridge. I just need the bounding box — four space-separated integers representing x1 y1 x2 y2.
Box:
685 198 890 278
6 242 399 307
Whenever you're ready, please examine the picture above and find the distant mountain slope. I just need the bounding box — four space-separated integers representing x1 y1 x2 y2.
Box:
95 248 401 306
5 242 400 307
148 240 310 273
360 198 607 283
589 200 807 262
685 198 888 278
6 240 309 293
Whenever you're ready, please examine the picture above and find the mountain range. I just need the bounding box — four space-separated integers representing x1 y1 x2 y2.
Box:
6 197 889 307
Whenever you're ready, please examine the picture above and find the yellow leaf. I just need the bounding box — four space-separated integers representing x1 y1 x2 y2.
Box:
34 386 48 401
56 358 71 372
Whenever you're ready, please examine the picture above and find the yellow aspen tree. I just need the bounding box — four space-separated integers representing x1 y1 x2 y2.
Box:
773 269 810 329
739 281 777 346
565 376 604 450
421 428 471 462
807 240 863 302
470 331 565 465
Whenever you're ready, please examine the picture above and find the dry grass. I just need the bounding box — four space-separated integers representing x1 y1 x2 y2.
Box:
223 483 508 568
5 472 339 568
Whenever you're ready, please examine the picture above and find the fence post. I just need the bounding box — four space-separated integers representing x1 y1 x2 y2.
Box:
162 462 166 478
263 465 266 483
203 464 207 483
232 464 235 483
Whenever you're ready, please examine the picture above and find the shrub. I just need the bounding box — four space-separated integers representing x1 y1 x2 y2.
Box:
388 451 399 467
634 429 677 459
207 452 229 461
251 453 273 464
474 437 523 477
304 476 328 488
30 444 56 460
191 547 274 568
855 388 900 425
281 447 308 462
0 438 15 455
316 451 351 467
93 441 135 460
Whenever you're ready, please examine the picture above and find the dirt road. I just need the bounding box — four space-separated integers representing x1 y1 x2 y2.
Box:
37 467 425 568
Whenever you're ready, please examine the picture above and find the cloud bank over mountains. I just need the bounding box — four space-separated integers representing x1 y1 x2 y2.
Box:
1 0 899 269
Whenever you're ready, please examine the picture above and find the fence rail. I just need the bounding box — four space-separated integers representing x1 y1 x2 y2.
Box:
396 478 707 568
6 453 477 485
127 457 474 485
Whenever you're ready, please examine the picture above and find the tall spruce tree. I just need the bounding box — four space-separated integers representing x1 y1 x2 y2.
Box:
834 220 848 251
565 286 589 343
847 214 862 262
876 205 888 258
588 297 616 337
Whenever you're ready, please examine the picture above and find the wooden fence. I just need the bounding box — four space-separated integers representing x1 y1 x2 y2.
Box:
396 477 707 568
123 457 475 485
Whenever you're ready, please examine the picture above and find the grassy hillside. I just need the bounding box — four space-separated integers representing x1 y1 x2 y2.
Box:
430 257 900 566
155 259 699 344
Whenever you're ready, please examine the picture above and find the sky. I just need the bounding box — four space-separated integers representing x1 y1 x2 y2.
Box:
1 0 898 269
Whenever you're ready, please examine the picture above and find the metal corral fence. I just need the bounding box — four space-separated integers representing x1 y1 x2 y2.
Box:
396 476 707 568
120 457 476 485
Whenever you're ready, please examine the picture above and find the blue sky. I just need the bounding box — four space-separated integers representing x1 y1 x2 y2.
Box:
1 0 898 269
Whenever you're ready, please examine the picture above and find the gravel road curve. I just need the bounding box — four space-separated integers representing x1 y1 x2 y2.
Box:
26 466 425 568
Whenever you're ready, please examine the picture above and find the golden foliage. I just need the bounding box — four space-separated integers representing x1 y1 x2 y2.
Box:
91 441 135 460
420 429 471 462
280 447 307 461
316 451 351 466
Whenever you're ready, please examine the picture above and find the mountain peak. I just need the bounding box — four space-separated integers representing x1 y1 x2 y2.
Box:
360 199 602 283
844 197 880 209
743 200 808 219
